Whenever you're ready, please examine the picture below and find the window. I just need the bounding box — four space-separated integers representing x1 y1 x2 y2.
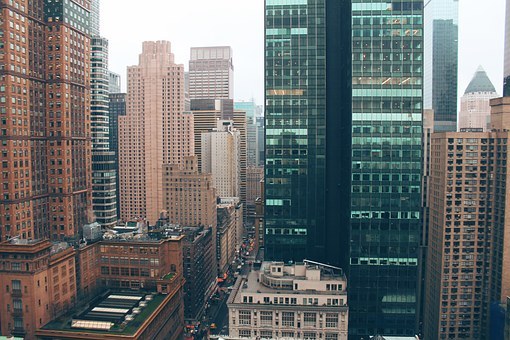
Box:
326 313 338 328
282 331 295 338
304 332 317 340
304 312 316 327
239 329 251 338
239 310 251 325
260 311 273 326
260 330 273 339
282 311 294 327
325 334 339 340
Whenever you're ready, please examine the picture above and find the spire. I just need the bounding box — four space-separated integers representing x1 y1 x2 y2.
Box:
464 66 497 94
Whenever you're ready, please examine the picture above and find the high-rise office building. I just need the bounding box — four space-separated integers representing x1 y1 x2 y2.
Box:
108 93 126 219
90 36 117 228
424 0 458 132
201 120 241 198
119 41 194 223
351 0 423 337
189 46 234 100
108 71 121 93
235 101 258 167
264 0 352 266
0 0 93 241
458 66 498 131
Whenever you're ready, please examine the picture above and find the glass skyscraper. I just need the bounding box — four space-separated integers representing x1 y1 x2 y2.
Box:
350 0 423 337
424 0 458 132
264 0 351 268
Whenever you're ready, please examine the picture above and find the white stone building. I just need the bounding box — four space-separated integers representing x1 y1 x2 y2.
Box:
227 261 349 339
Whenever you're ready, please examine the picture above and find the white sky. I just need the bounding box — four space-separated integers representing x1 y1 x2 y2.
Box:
101 0 505 106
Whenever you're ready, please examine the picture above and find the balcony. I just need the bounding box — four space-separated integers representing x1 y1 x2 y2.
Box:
11 309 23 317
11 289 22 298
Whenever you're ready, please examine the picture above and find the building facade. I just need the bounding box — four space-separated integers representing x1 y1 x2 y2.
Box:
264 0 352 267
246 166 263 225
119 41 194 223
182 226 216 321
0 239 77 339
424 97 510 339
235 101 258 167
458 66 498 132
162 155 217 228
350 1 423 337
0 0 93 242
227 261 348 339
108 92 126 219
91 36 117 228
423 0 458 132
217 198 242 277
189 46 233 100
201 120 241 198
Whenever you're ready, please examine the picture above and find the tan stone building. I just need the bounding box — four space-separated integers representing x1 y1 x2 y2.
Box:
227 261 348 339
162 155 217 228
202 120 241 198
424 97 510 339
119 41 194 223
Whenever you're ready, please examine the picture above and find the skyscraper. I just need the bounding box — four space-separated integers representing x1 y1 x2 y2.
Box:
235 101 259 167
351 0 423 337
119 41 194 223
0 0 93 241
424 0 459 132
201 120 241 198
458 66 499 131
264 0 352 267
189 46 234 100
90 34 117 228
108 93 125 219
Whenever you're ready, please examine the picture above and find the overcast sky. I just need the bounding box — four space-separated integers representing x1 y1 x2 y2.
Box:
101 0 505 107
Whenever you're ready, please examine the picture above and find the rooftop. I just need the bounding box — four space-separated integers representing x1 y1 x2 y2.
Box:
464 66 497 94
41 292 166 336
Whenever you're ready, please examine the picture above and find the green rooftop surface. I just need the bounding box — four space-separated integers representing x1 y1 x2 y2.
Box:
41 294 166 335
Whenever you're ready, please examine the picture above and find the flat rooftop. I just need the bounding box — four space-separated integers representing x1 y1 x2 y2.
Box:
41 292 166 335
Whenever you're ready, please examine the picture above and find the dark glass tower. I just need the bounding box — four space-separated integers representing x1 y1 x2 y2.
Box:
424 0 458 132
350 0 423 337
264 0 352 269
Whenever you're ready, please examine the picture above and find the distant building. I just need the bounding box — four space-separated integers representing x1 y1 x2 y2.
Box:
109 71 121 93
424 0 459 132
119 41 194 223
0 239 77 339
246 166 263 225
235 101 258 166
202 121 241 198
162 156 217 229
189 46 233 100
191 99 247 220
458 66 498 131
217 198 243 277
182 226 216 322
254 180 265 253
227 261 348 339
